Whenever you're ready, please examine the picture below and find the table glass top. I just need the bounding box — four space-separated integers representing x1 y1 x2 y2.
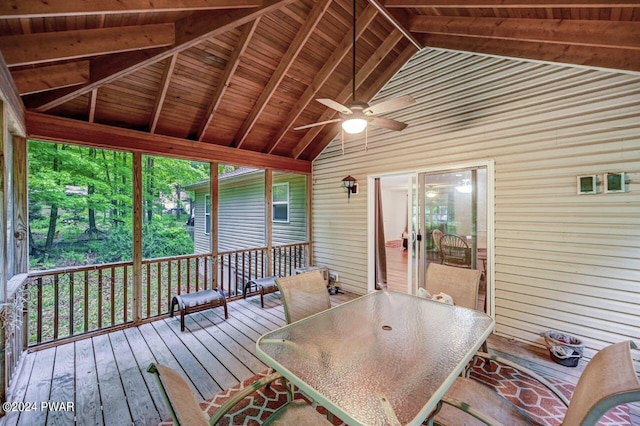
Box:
257 290 494 425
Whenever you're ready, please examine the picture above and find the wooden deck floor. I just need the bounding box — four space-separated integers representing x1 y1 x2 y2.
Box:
4 289 638 425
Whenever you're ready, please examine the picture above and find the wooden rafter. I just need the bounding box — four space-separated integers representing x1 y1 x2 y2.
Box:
306 43 418 160
11 61 89 95
0 0 260 18
263 3 379 154
197 19 260 142
292 29 408 159
233 0 333 149
29 0 297 113
149 54 178 133
0 24 175 67
0 54 25 136
384 0 640 7
26 112 312 174
409 16 640 50
420 33 640 72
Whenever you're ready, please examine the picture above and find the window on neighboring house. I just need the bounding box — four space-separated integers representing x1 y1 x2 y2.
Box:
272 183 289 223
205 194 211 234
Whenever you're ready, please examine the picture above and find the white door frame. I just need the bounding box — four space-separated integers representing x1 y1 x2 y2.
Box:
367 160 495 317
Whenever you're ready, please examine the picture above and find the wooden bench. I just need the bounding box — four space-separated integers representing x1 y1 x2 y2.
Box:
170 289 228 331
243 276 279 308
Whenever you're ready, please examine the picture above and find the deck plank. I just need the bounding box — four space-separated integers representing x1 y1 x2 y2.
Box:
45 342 75 426
150 320 221 398
92 333 133 425
16 347 55 425
74 338 103 426
3 349 36 426
6 290 637 426
109 330 161 425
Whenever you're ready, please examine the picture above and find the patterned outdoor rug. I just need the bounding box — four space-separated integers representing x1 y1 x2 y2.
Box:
158 359 630 425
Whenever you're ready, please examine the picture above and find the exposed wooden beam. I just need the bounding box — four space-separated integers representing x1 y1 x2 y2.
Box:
263 4 379 154
384 0 640 7
419 33 640 72
366 0 422 50
0 0 261 18
0 54 25 136
149 54 178 133
30 0 296 112
409 16 640 51
233 0 333 148
26 112 311 174
306 44 418 160
293 29 409 159
197 20 259 141
0 23 175 67
11 62 90 95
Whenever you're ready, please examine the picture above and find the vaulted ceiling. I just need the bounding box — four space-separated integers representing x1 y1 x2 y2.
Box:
1 1 638 172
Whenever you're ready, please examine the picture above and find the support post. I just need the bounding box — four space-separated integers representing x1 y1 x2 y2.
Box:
265 169 273 277
210 163 219 290
132 152 142 323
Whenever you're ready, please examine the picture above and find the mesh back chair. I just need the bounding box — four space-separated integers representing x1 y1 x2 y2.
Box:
276 270 331 324
431 341 640 426
148 364 330 425
425 263 482 311
440 234 471 268
432 229 444 263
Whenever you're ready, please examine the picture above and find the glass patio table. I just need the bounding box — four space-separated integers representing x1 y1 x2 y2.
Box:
256 290 495 425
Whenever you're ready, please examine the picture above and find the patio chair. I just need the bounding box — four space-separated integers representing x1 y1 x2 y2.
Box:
440 234 471 268
425 263 482 311
431 341 640 426
147 363 330 425
276 270 331 324
432 229 444 263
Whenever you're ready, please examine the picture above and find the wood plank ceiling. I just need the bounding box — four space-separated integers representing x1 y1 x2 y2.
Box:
0 0 638 170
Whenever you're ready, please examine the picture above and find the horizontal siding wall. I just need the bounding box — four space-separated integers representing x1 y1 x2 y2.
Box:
312 49 640 358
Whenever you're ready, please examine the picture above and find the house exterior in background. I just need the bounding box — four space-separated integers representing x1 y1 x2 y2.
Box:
184 168 308 254
311 48 639 360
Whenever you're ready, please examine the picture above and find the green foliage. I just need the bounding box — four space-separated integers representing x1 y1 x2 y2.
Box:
28 140 207 268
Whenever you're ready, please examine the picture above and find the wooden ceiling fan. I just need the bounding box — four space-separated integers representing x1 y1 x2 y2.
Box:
294 0 414 134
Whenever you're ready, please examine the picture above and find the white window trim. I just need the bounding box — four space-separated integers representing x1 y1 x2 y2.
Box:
272 182 290 223
204 194 211 235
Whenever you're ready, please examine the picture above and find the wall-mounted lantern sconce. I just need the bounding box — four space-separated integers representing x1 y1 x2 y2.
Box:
342 175 358 200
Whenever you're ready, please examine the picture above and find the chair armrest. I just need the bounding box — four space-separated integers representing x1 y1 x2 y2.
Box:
208 372 291 425
474 351 571 407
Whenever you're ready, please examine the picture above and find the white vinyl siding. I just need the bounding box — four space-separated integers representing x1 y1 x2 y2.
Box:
273 172 307 245
312 48 640 359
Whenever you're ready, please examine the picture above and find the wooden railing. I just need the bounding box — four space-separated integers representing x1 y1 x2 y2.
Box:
24 242 309 348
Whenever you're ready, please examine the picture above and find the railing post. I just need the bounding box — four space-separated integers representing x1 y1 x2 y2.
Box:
265 169 273 276
132 152 142 323
210 163 219 290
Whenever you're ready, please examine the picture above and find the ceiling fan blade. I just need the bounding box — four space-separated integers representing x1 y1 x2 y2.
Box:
293 118 342 131
316 98 352 114
364 95 415 116
369 116 408 131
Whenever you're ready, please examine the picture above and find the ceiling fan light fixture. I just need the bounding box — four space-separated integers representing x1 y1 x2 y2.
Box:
342 117 367 134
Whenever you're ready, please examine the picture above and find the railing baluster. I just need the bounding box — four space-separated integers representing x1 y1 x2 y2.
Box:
204 256 209 291
98 269 103 329
177 259 182 295
124 265 128 323
53 276 59 340
37 278 43 344
186 259 191 293
84 270 89 333
111 267 116 326
167 260 172 312
157 262 162 316
146 263 151 317
195 258 200 293
69 273 75 337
